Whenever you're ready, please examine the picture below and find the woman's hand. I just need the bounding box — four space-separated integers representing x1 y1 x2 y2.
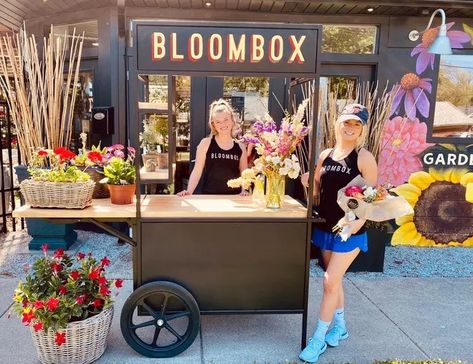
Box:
335 218 365 235
239 189 250 196
177 190 191 197
301 172 309 188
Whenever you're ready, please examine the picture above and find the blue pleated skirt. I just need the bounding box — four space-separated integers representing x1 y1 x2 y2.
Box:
312 228 368 253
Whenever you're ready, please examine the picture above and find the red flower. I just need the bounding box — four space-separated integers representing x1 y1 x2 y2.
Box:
100 257 111 268
38 150 48 157
55 332 66 346
53 147 67 155
98 276 108 285
87 151 103 164
51 263 63 273
33 321 43 332
70 270 80 280
345 185 363 197
46 297 60 311
99 285 110 296
76 252 85 260
75 295 86 305
93 298 103 309
41 244 48 254
21 310 35 325
33 301 45 309
88 268 101 280
59 286 67 295
60 149 76 161
53 248 64 259
114 279 123 288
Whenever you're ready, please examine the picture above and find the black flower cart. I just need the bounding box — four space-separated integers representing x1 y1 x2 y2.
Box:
14 20 322 358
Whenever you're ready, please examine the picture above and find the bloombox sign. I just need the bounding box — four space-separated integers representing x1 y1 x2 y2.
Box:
135 24 319 74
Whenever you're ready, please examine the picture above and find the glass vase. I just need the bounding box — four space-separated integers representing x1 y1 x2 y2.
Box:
265 172 285 209
252 177 265 208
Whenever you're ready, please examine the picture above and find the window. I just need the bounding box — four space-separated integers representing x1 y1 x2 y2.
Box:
433 54 473 139
322 25 377 54
53 20 98 49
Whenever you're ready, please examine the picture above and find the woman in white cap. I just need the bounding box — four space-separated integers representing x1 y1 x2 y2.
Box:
299 104 377 363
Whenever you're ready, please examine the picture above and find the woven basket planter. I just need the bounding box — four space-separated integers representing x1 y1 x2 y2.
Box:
20 179 95 209
77 166 110 199
30 306 113 364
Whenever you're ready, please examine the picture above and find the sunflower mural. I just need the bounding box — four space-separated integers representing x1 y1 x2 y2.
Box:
392 168 473 247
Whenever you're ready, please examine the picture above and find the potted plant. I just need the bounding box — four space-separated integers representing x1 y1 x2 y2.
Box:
73 133 109 198
12 244 122 364
139 116 167 171
100 144 136 204
20 147 95 210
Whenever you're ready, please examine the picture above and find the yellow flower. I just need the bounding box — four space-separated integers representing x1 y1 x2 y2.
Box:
392 168 473 247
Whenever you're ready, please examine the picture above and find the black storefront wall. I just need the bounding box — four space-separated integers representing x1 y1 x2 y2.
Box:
24 7 473 150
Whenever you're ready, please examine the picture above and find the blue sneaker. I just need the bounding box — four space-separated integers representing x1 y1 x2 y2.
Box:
325 325 349 347
299 337 327 363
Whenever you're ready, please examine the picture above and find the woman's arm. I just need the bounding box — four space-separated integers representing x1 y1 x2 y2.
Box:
238 142 249 195
358 148 378 186
301 148 332 205
177 138 210 196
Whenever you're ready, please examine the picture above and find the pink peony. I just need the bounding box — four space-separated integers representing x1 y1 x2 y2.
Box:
378 117 433 186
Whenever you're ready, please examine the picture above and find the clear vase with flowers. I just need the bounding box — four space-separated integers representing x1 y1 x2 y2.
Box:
228 99 310 209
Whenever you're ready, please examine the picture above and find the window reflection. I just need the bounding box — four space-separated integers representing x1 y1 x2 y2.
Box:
322 25 377 54
433 54 473 139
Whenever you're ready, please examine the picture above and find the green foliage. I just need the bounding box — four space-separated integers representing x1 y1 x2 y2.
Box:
223 77 269 96
12 247 122 341
102 156 136 185
322 25 376 54
29 166 90 183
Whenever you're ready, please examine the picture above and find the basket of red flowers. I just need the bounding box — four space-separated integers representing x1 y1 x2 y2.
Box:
12 245 123 364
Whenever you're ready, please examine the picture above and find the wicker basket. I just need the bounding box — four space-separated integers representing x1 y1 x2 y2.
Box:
30 306 113 364
20 179 95 209
78 166 110 199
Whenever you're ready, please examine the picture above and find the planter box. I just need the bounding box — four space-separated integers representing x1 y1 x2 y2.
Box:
348 228 388 273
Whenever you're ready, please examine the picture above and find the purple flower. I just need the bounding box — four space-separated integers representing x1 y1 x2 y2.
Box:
411 22 471 75
391 73 432 119
113 150 125 158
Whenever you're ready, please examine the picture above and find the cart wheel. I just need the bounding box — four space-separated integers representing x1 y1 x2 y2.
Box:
120 281 200 358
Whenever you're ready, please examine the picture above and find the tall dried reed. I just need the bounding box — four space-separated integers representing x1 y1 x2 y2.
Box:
0 25 84 164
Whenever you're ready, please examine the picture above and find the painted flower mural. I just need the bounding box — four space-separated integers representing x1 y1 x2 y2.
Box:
391 74 432 119
392 169 473 247
378 116 432 186
411 22 471 75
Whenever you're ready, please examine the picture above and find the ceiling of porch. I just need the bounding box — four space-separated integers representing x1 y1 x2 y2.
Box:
1 0 473 32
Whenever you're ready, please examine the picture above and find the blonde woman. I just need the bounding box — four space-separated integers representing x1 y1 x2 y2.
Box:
177 99 248 196
299 104 377 363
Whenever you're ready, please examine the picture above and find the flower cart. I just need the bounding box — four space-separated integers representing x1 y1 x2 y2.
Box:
13 21 323 359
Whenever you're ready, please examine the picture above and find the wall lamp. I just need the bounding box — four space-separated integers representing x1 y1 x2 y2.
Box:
408 8 452 55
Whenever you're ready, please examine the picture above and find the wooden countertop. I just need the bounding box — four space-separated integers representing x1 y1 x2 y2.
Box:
13 195 308 220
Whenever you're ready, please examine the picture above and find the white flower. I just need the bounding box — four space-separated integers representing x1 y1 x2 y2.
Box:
270 156 281 165
241 168 256 179
363 186 377 198
255 144 265 155
288 162 301 179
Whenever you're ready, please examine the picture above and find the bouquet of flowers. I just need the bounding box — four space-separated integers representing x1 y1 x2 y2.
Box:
12 245 122 346
228 99 310 208
335 175 413 240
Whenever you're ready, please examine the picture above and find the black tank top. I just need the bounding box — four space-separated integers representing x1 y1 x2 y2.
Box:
202 136 242 194
317 148 364 234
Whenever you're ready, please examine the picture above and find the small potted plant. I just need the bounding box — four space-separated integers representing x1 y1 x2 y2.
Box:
139 116 166 171
73 133 109 198
20 147 95 209
100 144 136 204
12 244 123 364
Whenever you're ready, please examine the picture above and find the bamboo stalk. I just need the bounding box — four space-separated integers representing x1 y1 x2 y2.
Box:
0 24 84 164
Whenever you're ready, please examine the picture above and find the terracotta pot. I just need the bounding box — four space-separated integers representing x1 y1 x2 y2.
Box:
142 152 158 172
157 153 169 169
108 184 136 205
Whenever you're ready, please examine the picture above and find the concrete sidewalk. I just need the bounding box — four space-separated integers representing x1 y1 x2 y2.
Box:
0 231 471 363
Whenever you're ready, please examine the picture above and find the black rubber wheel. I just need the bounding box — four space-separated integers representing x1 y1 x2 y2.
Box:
120 281 200 358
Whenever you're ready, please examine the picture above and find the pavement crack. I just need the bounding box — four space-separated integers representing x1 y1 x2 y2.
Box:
200 323 205 364
0 302 13 320
346 277 431 360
